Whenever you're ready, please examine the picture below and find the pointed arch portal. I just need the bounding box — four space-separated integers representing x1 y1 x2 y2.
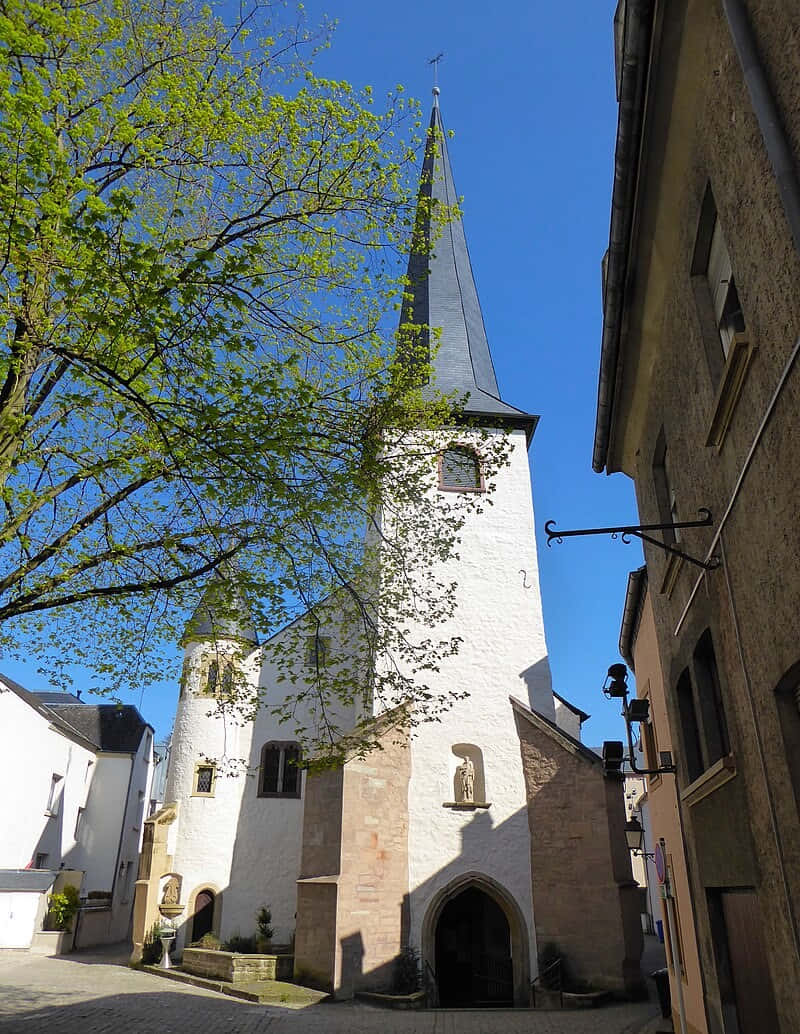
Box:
422 873 530 1007
190 888 215 942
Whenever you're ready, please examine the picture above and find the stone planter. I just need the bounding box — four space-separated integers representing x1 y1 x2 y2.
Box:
182 948 294 984
30 929 74 956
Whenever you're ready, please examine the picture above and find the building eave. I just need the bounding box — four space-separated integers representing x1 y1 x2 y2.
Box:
510 695 601 765
618 564 648 670
593 0 656 474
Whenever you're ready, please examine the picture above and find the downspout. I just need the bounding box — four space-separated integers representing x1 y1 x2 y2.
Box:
722 0 800 254
110 753 136 915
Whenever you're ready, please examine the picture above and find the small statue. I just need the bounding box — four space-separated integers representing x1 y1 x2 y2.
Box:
161 877 180 906
458 756 475 802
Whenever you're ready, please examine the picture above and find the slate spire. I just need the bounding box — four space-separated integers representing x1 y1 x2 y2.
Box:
401 97 537 431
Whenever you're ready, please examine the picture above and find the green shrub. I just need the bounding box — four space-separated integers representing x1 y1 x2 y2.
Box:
224 932 259 953
256 906 274 944
394 945 422 994
141 923 163 965
192 932 222 950
45 885 80 931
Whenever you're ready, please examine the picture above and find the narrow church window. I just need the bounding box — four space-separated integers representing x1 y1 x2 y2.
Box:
205 660 219 695
193 763 216 796
439 446 483 492
305 635 329 670
258 741 302 798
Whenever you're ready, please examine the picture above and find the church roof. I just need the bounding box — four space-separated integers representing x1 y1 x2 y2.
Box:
182 570 259 647
401 97 538 435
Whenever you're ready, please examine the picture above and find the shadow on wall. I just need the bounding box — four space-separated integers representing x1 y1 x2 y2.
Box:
520 657 553 711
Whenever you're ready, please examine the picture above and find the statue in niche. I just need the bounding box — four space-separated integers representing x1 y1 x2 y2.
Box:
161 876 180 906
457 756 475 802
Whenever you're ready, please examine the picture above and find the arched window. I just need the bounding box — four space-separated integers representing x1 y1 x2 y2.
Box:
258 741 302 798
439 446 483 492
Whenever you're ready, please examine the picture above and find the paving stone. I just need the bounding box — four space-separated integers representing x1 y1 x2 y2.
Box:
0 947 660 1034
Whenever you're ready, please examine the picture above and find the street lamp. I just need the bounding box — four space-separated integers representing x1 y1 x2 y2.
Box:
624 815 655 859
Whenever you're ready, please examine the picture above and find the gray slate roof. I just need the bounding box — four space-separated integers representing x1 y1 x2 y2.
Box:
182 571 259 646
401 101 538 431
0 869 57 892
47 704 149 754
2 672 150 754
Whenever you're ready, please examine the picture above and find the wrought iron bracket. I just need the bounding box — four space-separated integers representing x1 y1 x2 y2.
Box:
544 508 719 571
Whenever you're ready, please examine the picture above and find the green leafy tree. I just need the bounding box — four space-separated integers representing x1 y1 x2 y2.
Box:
0 0 509 761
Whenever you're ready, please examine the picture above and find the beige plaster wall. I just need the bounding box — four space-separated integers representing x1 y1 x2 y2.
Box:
633 588 708 1034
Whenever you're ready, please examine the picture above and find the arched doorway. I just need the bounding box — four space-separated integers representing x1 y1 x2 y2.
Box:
190 889 215 942
434 886 513 1007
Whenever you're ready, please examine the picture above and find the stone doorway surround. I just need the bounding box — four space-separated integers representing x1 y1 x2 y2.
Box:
421 872 531 1007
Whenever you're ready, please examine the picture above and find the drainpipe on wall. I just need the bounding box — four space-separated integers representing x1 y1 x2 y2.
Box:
722 0 800 255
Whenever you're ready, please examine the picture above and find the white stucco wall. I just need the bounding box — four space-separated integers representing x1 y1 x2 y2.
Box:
395 428 553 977
554 698 583 740
0 685 94 873
165 604 367 950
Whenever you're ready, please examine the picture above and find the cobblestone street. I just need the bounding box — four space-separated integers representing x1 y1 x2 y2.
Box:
0 947 662 1034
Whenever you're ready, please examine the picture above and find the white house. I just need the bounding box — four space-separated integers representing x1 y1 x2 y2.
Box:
0 676 154 950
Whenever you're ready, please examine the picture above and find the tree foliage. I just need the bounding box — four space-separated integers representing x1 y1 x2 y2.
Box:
0 0 509 760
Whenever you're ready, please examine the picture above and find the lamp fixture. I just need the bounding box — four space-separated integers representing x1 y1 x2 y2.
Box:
601 663 676 777
624 816 655 860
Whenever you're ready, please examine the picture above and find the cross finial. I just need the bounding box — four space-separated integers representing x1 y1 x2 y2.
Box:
428 52 444 103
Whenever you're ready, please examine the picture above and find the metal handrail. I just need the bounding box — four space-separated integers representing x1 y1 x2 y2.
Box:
531 956 562 1007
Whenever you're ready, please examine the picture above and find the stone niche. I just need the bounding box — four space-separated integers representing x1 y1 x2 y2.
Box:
443 743 490 809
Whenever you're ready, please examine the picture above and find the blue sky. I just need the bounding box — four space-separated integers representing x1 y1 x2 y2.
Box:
4 0 643 747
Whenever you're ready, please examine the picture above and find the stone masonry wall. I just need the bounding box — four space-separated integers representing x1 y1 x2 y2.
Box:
513 702 643 994
334 726 411 997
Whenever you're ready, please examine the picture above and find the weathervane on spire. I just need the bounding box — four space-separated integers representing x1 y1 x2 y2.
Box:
428 51 444 103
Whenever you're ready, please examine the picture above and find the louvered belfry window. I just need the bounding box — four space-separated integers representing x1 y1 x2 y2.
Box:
440 446 482 492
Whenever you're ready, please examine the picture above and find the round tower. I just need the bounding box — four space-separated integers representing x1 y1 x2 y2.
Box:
163 574 261 950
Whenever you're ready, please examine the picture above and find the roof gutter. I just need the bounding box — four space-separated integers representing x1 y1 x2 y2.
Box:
593 0 656 474
618 564 647 670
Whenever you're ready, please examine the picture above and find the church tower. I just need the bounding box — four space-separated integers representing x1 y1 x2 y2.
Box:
294 95 557 1005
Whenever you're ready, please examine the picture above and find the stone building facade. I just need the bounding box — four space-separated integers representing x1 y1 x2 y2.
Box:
595 3 800 1031
132 96 643 1005
620 568 708 1034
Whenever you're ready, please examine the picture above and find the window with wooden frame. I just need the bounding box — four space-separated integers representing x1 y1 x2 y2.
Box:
676 630 733 789
45 773 63 816
691 184 755 447
258 741 302 798
192 762 217 797
438 446 483 493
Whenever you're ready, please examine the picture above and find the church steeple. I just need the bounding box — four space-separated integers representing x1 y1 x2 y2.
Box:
401 97 537 434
